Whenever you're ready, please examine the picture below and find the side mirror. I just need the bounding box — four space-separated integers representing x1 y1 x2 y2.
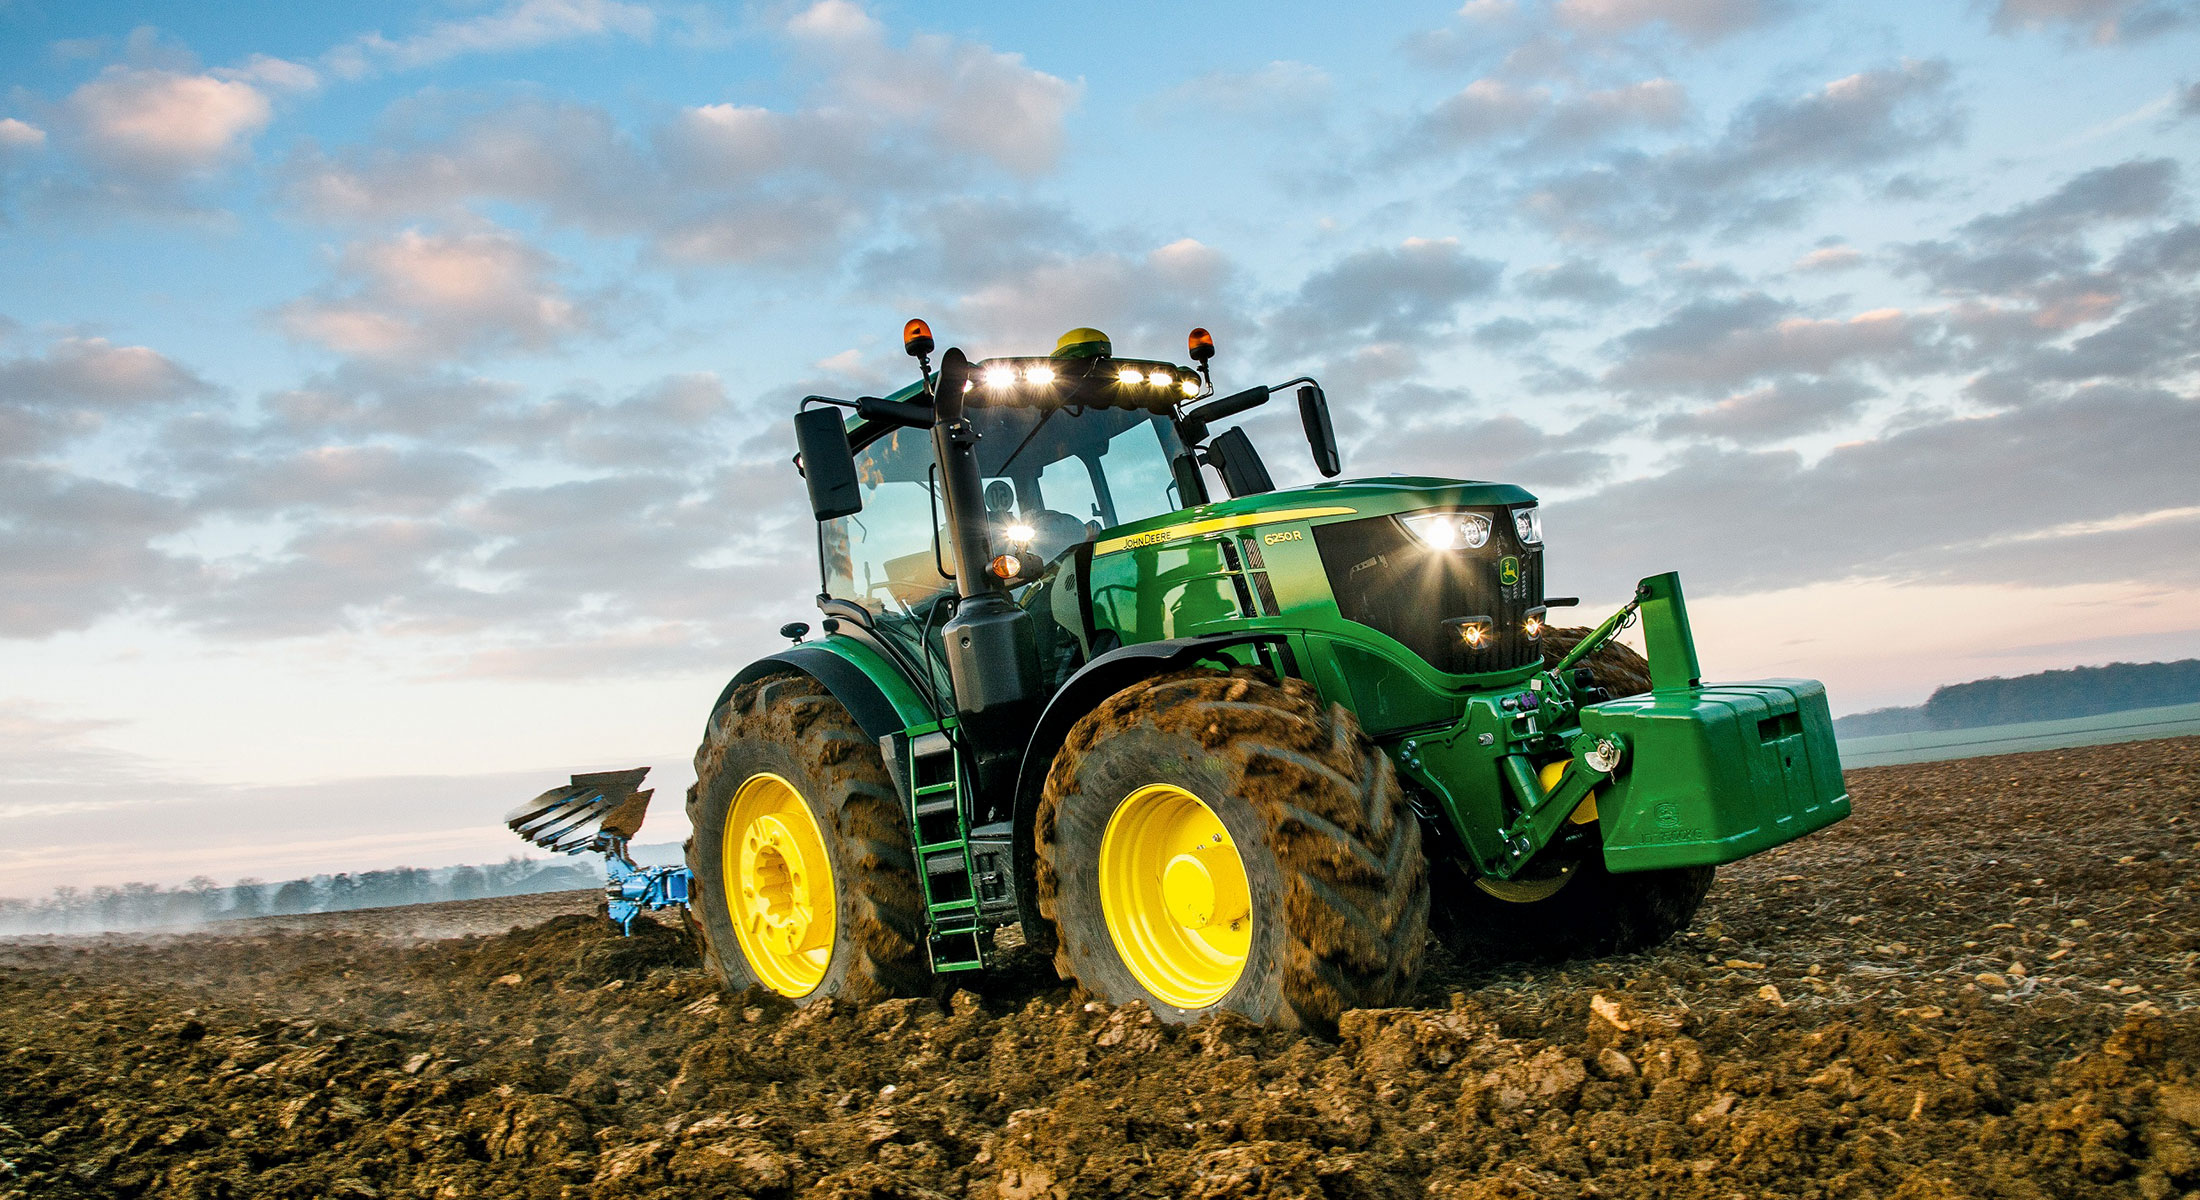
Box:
1298 384 1341 478
793 407 863 520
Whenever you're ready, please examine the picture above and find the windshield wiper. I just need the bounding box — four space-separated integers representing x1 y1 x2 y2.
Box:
999 404 1077 476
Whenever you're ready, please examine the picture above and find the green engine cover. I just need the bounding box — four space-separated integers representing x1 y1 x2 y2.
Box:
1581 679 1850 873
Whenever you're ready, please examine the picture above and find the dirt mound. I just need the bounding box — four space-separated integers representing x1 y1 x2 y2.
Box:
1 736 2195 1199
414 911 702 989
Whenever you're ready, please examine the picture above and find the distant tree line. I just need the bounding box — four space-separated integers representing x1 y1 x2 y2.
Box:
1837 659 2200 737
0 855 601 935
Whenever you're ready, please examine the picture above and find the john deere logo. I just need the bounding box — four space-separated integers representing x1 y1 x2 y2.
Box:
1498 556 1520 586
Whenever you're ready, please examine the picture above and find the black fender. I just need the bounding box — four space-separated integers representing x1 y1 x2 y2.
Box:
1007 632 1292 954
711 644 907 743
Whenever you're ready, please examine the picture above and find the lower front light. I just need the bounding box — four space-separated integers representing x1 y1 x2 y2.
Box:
1443 615 1496 649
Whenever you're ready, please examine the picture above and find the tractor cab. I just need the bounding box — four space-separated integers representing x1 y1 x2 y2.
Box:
806 326 1340 702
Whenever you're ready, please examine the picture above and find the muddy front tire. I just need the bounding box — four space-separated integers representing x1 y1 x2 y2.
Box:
1431 854 1713 965
1037 668 1427 1032
1432 630 1712 964
684 673 929 1003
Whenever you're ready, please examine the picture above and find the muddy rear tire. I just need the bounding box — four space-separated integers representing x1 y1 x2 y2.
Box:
1431 629 1712 965
684 673 930 1003
1036 667 1427 1032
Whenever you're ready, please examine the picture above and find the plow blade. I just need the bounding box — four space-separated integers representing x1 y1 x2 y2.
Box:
505 767 654 854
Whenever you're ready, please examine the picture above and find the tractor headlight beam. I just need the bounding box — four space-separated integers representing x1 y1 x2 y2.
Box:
1401 511 1492 551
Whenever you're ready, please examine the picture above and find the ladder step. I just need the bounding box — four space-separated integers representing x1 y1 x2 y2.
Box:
927 928 985 971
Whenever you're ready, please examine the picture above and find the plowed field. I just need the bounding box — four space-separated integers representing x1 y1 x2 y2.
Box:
3 737 2197 1200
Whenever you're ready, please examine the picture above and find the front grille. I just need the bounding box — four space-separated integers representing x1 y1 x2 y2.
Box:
1313 512 1544 674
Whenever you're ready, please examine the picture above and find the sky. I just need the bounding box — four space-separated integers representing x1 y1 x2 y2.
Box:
2 0 2197 896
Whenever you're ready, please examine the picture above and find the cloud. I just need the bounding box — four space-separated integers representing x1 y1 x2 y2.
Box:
1895 160 2194 386
775 1 1080 178
0 703 143 789
189 444 494 519
1989 0 2194 43
1960 157 2180 244
937 237 1244 356
1347 388 1622 491
1152 61 1333 124
1557 384 2200 598
1517 258 1630 305
1282 237 1504 342
0 119 46 151
279 227 603 362
1652 376 1877 442
1410 77 1687 153
1473 316 1543 347
1521 60 1960 239
1793 243 1864 273
0 335 214 455
0 463 194 637
175 517 485 638
1605 297 1937 395
327 0 657 78
283 12 1080 266
855 197 1093 294
62 66 271 179
1555 0 1786 42
87 357 781 647
214 54 321 94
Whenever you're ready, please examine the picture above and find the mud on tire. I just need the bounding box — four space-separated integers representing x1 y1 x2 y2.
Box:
684 673 930 1003
1430 627 1712 965
1036 667 1427 1032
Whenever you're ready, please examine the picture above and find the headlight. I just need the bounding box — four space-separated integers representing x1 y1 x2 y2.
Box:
1402 511 1491 550
1514 506 1542 545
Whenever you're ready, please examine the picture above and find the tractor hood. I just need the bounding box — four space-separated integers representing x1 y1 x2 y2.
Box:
1089 475 1538 558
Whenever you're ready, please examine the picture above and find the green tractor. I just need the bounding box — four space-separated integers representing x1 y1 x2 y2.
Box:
681 320 1849 1030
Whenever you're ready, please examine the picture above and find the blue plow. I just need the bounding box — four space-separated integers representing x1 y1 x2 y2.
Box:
504 767 692 935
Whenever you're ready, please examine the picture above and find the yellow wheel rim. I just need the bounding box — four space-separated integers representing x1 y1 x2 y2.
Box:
722 772 836 997
1098 783 1252 1009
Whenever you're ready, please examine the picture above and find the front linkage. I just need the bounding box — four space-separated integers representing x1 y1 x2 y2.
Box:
1394 571 1848 888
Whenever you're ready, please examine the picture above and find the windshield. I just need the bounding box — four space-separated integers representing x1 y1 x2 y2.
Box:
821 405 1185 620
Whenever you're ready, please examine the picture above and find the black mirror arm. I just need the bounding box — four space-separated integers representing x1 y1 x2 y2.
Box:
855 395 937 428
1177 384 1270 446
